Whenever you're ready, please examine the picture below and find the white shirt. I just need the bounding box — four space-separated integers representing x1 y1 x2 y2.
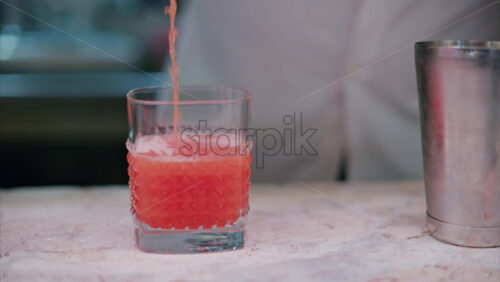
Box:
174 0 500 182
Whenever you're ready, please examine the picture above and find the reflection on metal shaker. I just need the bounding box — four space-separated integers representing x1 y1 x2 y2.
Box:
415 41 500 247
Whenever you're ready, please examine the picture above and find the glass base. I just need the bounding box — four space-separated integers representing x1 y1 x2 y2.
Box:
135 227 244 253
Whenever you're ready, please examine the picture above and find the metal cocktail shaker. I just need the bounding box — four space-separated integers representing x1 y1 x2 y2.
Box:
415 41 500 247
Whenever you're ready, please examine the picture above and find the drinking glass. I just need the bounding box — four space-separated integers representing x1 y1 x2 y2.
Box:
126 86 252 253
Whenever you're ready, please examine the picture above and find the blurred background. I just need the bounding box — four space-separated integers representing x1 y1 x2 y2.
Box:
1 0 499 187
1 0 186 187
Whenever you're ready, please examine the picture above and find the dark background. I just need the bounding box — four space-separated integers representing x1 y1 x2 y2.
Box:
1 0 185 187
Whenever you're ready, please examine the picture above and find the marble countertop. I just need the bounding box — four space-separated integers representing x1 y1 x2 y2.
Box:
1 181 499 281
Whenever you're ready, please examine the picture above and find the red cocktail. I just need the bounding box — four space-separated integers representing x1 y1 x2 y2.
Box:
126 86 252 253
128 134 251 229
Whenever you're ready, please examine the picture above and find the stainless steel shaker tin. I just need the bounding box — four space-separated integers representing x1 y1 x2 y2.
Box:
415 41 500 247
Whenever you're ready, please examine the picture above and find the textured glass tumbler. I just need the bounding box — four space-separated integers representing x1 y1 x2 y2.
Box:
126 86 252 253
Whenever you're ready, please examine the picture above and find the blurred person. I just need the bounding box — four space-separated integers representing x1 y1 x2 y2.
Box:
170 0 500 182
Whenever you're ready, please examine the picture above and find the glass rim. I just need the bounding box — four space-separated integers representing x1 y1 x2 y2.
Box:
415 40 500 50
126 85 252 105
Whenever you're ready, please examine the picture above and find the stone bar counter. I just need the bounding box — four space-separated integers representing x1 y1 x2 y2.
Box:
1 182 498 281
